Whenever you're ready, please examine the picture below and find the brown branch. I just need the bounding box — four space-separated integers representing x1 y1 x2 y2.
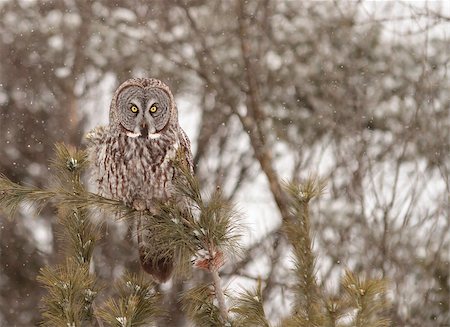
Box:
171 1 292 223
262 234 283 299
236 1 291 222
211 270 228 323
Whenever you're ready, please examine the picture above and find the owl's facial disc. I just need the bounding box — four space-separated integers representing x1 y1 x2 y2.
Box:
116 86 171 139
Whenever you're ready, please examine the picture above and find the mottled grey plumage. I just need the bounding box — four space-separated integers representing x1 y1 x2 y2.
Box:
86 78 193 282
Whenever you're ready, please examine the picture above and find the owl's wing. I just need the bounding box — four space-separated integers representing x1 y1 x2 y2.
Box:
85 126 109 146
84 126 110 195
85 126 109 166
178 127 194 174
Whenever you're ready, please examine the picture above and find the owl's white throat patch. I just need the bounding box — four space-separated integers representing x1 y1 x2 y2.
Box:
126 131 161 139
126 131 141 138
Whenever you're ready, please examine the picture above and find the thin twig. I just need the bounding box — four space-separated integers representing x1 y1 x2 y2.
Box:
211 270 228 323
92 303 105 327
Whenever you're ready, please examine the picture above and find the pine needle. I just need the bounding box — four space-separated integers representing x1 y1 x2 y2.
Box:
97 273 162 327
180 283 224 327
56 207 101 265
37 259 100 327
231 280 271 327
139 162 243 279
0 143 136 222
283 175 326 205
342 270 391 327
0 174 56 218
282 177 325 324
49 143 88 192
323 295 346 327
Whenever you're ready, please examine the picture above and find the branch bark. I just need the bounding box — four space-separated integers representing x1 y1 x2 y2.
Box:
211 270 228 323
236 0 291 222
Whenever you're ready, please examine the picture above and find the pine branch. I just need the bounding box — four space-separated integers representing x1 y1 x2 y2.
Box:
211 270 229 323
342 270 391 327
231 280 271 327
37 259 100 327
283 176 326 326
0 143 88 218
32 144 104 326
97 273 163 327
138 159 243 324
57 207 100 265
56 189 137 220
180 283 224 327
50 142 89 192
172 166 243 326
0 174 57 218
0 174 137 221
323 296 345 327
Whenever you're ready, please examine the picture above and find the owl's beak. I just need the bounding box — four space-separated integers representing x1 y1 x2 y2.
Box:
140 122 148 137
139 120 158 139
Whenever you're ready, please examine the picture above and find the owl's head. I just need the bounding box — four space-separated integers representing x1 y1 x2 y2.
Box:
109 78 177 139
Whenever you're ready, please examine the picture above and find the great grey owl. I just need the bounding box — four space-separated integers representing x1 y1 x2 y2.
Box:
86 78 193 282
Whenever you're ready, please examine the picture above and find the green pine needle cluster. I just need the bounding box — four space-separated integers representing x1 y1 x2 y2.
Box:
37 259 99 327
97 273 162 327
323 296 345 327
231 281 270 327
283 177 326 325
58 207 100 265
0 144 161 326
0 144 392 326
0 146 135 222
50 143 89 192
342 270 391 327
139 161 243 279
181 283 224 327
0 174 55 218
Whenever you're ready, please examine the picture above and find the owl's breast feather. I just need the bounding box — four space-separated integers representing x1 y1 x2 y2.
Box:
88 130 180 211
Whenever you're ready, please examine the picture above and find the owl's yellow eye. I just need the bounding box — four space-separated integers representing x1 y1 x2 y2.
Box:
150 105 158 113
130 105 139 113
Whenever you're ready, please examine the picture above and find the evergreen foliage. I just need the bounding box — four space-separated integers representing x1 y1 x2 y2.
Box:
341 270 390 327
180 283 224 327
230 281 270 327
97 273 162 327
37 259 99 327
283 178 326 325
0 144 158 326
139 160 243 279
0 144 392 326
1 1 448 325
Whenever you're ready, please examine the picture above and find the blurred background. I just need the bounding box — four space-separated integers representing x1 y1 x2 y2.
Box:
0 0 449 326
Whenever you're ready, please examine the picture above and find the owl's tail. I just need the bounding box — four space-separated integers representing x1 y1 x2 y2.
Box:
138 245 174 283
137 219 174 283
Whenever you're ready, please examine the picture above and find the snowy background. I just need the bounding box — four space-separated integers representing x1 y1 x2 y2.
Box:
0 1 449 326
